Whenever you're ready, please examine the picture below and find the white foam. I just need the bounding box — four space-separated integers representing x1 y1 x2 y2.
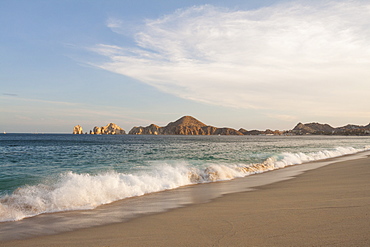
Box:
0 146 367 222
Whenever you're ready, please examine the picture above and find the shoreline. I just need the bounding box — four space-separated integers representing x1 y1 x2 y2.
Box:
1 151 369 246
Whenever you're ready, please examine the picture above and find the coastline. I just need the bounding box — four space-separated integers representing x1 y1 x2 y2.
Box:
2 151 369 246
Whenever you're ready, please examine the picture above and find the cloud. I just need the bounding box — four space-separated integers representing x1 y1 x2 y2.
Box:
90 1 370 117
9 96 78 106
3 93 18 97
268 114 298 122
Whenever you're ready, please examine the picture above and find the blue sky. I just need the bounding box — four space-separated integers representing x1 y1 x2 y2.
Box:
1 0 369 133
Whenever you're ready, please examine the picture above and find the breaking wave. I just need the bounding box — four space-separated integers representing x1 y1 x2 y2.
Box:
0 146 367 222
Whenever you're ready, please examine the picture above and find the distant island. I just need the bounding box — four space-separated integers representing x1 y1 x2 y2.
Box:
73 116 370 136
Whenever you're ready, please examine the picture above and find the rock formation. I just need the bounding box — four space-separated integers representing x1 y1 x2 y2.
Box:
91 123 126 135
92 126 102 135
73 125 83 134
129 116 243 135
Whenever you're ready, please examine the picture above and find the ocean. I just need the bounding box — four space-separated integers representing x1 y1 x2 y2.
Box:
1 134 370 240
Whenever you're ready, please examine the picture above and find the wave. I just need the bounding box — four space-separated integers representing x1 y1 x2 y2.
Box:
0 146 367 222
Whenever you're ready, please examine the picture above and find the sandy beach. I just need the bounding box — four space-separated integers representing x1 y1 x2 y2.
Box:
2 153 370 247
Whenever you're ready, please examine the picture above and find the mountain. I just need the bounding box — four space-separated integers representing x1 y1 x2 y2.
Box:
161 116 208 135
129 116 243 135
292 122 370 135
333 123 370 135
292 122 335 134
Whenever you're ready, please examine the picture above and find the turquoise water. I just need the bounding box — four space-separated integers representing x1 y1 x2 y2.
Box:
1 134 369 222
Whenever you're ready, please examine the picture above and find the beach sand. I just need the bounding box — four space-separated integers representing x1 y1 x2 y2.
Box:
2 154 370 247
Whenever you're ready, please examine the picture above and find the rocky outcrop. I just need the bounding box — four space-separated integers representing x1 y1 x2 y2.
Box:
91 123 126 135
92 126 102 135
73 125 83 134
128 116 243 135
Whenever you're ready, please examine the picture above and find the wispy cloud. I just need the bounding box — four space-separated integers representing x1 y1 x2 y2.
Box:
90 1 370 117
3 93 18 97
0 95 78 106
268 114 298 122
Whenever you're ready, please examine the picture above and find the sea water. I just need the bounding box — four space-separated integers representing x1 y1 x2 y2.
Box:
0 134 370 239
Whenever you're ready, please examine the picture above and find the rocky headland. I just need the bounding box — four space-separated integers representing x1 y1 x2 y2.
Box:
73 116 370 136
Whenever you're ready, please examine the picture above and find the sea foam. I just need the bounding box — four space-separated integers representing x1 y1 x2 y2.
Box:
0 146 366 222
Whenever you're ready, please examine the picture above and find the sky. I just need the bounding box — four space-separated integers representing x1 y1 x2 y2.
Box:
1 0 370 133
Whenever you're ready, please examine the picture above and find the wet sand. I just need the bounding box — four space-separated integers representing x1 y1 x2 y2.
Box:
2 154 370 246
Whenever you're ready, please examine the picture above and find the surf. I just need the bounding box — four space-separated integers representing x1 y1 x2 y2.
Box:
0 145 367 222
